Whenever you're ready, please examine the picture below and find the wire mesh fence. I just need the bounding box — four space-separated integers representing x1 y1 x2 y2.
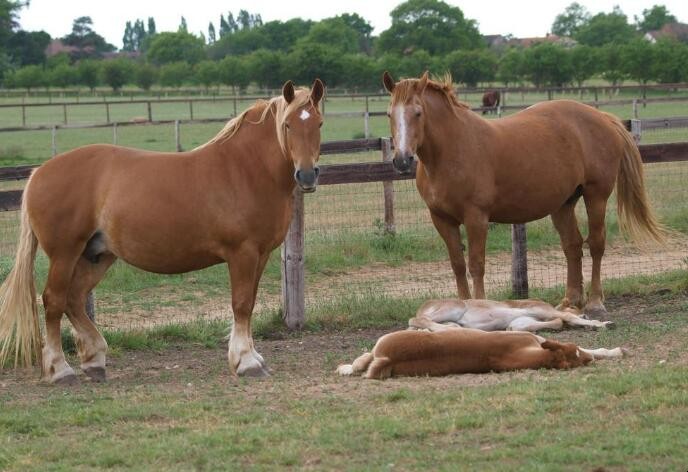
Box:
0 117 687 333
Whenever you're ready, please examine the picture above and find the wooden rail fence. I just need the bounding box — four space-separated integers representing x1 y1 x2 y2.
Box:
1 120 688 328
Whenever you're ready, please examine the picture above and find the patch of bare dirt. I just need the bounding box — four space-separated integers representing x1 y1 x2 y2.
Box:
2 292 686 401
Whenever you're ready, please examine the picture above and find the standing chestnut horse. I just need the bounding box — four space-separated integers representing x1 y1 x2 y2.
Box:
382 72 663 315
0 79 324 382
481 90 500 115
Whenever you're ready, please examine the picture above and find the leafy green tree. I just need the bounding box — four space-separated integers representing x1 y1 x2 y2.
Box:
63 16 116 56
208 28 267 57
46 52 70 69
569 45 599 87
146 31 205 65
575 7 636 46
12 65 46 91
375 54 404 79
179 16 188 33
245 49 285 89
135 63 158 91
621 39 656 84
259 19 313 52
159 61 192 88
523 43 573 87
285 42 344 88
636 5 676 33
400 49 435 78
195 60 219 90
100 59 133 91
0 0 25 46
50 63 77 88
445 49 498 87
208 23 216 44
551 2 591 37
339 13 373 53
652 39 688 83
147 17 156 36
599 43 626 86
497 48 525 86
299 17 359 54
122 21 134 51
6 30 51 66
218 55 250 92
377 0 482 55
77 60 100 91
340 54 377 89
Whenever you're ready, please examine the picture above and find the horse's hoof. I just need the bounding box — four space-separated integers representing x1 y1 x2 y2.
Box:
584 303 608 319
83 366 107 383
239 364 271 378
53 373 78 386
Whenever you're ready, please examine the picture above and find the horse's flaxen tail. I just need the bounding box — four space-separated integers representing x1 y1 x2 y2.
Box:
608 115 666 245
0 176 42 368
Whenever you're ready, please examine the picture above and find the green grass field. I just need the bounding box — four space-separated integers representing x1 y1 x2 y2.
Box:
1 275 686 471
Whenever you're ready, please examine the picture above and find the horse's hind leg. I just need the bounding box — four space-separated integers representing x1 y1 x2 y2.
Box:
42 253 82 384
583 193 609 316
337 352 374 376
65 254 116 382
551 204 584 309
507 316 564 332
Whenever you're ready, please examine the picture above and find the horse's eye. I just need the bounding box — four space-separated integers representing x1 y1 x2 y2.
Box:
415 111 422 117
319 122 323 128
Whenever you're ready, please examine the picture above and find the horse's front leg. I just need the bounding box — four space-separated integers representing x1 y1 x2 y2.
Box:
429 212 471 299
227 245 270 377
464 210 489 299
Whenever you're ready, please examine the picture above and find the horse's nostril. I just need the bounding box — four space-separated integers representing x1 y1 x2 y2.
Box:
314 167 320 177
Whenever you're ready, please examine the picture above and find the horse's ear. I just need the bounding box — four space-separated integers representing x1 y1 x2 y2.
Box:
382 71 395 94
282 80 295 104
418 71 429 95
310 78 324 106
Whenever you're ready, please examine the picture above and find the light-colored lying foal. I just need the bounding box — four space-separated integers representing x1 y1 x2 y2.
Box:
408 298 614 333
337 328 624 380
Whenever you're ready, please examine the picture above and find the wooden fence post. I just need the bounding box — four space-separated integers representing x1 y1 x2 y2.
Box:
381 137 396 234
21 105 26 127
189 100 194 120
511 223 528 298
630 119 642 144
281 189 305 329
105 102 110 123
364 112 370 138
147 101 153 122
63 103 67 124
174 120 182 152
51 126 57 157
112 123 118 145
632 99 638 119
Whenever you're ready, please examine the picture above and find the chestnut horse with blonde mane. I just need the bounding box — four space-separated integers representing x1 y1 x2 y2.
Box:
383 72 663 315
0 79 324 383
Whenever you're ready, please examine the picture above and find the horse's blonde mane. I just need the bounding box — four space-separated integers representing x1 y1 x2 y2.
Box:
197 88 315 155
391 73 469 115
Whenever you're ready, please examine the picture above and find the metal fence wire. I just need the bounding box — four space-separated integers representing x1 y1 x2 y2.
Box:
0 121 687 332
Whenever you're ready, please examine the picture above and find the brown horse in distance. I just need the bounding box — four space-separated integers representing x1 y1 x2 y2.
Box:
481 90 500 114
382 72 663 315
0 79 324 383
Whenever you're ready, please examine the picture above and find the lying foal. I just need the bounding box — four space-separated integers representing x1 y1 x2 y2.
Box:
409 298 614 333
337 328 624 380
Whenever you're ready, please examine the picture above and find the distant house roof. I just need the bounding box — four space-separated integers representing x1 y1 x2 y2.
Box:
102 51 142 60
645 22 688 43
483 34 508 48
45 39 79 57
508 33 577 48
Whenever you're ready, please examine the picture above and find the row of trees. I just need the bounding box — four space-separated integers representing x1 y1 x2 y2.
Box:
5 38 688 92
1 1 687 91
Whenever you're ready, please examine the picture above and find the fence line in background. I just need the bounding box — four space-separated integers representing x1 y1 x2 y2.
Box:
1 122 687 327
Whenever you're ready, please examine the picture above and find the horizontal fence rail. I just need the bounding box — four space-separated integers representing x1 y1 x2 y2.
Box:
1 117 687 329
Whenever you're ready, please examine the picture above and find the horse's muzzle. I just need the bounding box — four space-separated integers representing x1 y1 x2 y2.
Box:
295 167 319 193
392 154 414 174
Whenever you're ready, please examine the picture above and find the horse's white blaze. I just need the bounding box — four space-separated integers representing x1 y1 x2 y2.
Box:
394 105 408 154
299 109 311 121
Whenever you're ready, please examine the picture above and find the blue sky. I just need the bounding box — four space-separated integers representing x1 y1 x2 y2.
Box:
18 0 688 49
